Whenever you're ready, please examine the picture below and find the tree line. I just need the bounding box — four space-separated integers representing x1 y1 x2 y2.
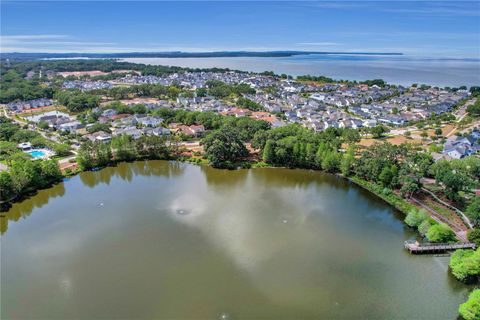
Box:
0 159 62 207
76 135 170 170
202 122 480 243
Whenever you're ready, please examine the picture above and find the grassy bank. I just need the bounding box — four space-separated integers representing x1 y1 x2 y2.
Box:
349 176 417 215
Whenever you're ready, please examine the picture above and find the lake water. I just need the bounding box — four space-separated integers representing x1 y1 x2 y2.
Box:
1 161 471 319
122 54 480 88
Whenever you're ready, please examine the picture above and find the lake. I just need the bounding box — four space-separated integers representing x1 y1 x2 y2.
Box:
122 54 480 88
0 161 470 319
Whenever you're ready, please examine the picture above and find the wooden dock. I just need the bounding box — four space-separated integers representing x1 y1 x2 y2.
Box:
404 240 476 254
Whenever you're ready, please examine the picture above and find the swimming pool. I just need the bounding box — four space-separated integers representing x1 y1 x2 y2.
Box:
28 150 46 158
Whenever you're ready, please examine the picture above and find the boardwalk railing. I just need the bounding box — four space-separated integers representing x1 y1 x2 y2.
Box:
404 240 476 254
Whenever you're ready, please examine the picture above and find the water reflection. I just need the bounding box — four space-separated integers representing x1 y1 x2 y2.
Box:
1 161 470 319
2 161 185 235
200 165 249 190
80 160 186 189
1 183 65 234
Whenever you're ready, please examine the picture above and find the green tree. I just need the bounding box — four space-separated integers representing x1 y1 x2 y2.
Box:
449 248 480 282
442 171 472 202
418 218 436 236
340 148 355 176
404 209 428 228
38 120 50 130
111 135 136 162
321 151 341 172
262 140 275 163
0 119 20 141
196 87 208 97
466 100 480 116
341 129 360 144
0 171 14 201
370 125 387 139
459 289 480 320
466 198 480 226
40 160 62 183
467 228 480 247
426 223 456 243
202 126 249 168
53 143 71 157
400 176 420 198
379 165 396 188
0 141 18 160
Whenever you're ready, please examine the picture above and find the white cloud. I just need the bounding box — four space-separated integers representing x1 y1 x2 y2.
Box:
1 34 121 52
1 34 69 41
0 34 299 52
311 1 480 17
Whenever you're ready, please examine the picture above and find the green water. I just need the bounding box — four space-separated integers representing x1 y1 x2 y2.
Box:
0 161 470 319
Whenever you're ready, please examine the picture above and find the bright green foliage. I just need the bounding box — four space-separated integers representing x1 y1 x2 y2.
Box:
466 197 480 226
426 223 457 243
0 70 54 103
340 148 355 176
321 151 341 172
77 135 169 170
405 209 428 228
206 80 255 98
262 140 275 163
256 125 344 170
449 249 480 282
418 218 436 236
55 90 100 112
459 290 480 320
429 157 479 202
0 159 62 202
467 229 480 247
0 141 18 160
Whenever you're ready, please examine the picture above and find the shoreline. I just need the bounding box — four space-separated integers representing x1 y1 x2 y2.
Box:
0 159 419 232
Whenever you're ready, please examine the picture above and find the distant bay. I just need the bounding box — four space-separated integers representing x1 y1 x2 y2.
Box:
122 54 480 87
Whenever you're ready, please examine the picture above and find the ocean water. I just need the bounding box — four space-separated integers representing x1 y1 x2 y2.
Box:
122 54 480 87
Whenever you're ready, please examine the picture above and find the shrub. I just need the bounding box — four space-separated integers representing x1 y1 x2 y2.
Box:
449 248 480 282
405 209 428 228
426 223 457 243
418 218 437 235
459 289 480 320
467 228 480 247
466 197 480 226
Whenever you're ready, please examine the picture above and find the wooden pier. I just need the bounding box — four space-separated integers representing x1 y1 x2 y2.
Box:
404 240 476 254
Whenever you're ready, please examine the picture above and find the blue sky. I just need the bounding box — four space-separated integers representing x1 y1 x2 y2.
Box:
1 1 479 57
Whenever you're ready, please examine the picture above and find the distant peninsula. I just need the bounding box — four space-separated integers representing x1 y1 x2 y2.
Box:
2 51 403 60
